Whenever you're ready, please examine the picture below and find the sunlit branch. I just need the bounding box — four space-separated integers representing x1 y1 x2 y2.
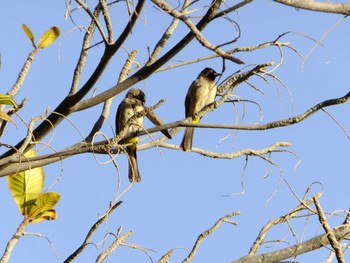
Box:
152 0 244 64
314 195 345 263
63 201 123 263
274 0 350 15
0 87 349 176
183 211 240 263
75 0 108 44
232 224 350 263
73 0 223 111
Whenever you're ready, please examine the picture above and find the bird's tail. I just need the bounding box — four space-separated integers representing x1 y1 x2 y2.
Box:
125 146 141 183
181 127 194 152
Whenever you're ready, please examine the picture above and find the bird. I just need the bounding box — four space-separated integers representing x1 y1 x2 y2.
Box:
116 88 172 182
180 67 221 152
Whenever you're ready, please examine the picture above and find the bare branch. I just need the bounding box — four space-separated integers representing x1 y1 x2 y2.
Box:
0 219 28 263
314 195 345 263
95 230 133 263
99 0 114 43
69 3 99 95
0 0 146 159
63 201 122 263
152 0 244 64
249 197 315 255
147 0 191 65
159 142 291 159
213 0 254 19
1 86 349 176
274 0 350 15
183 211 240 263
232 224 350 263
75 0 108 44
8 49 39 98
73 0 223 111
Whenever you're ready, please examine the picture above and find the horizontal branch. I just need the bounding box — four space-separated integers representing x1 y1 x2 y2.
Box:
158 142 291 159
274 0 350 15
0 89 349 176
180 90 350 131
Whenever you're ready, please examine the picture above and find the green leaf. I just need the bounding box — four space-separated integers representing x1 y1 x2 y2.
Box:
38 26 60 49
6 149 44 216
0 94 18 108
22 24 36 48
30 209 57 223
28 192 60 220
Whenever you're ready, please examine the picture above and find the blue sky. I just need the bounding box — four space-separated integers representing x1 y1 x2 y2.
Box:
1 1 350 262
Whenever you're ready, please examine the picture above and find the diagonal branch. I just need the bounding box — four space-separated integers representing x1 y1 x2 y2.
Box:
75 0 108 44
232 224 350 263
183 211 240 263
146 0 191 65
63 201 123 263
73 0 223 112
152 0 244 64
314 195 345 263
0 0 146 159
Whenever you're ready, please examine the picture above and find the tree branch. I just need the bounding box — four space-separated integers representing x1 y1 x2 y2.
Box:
0 219 28 263
73 0 223 112
158 142 291 159
0 0 146 159
249 197 315 255
232 224 350 263
152 0 244 64
183 211 240 263
274 0 350 15
64 201 123 263
0 86 349 177
314 195 345 263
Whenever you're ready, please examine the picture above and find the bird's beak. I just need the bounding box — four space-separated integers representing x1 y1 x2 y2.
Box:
214 72 221 77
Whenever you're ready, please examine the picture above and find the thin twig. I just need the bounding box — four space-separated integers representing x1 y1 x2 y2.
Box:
63 201 122 263
183 211 240 263
152 0 244 64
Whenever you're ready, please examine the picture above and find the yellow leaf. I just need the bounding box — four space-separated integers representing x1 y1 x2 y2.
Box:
0 111 16 126
30 209 57 223
22 24 36 48
6 149 44 216
0 111 11 122
0 94 18 108
28 192 60 219
38 26 60 49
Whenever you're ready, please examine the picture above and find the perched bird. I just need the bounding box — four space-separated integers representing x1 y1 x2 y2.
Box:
116 88 172 182
180 68 221 151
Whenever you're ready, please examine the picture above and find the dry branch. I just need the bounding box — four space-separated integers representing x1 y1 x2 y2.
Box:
183 211 240 263
232 224 350 263
314 195 345 263
274 0 350 15
0 87 349 177
0 220 28 263
63 201 122 263
249 197 315 255
152 0 244 64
